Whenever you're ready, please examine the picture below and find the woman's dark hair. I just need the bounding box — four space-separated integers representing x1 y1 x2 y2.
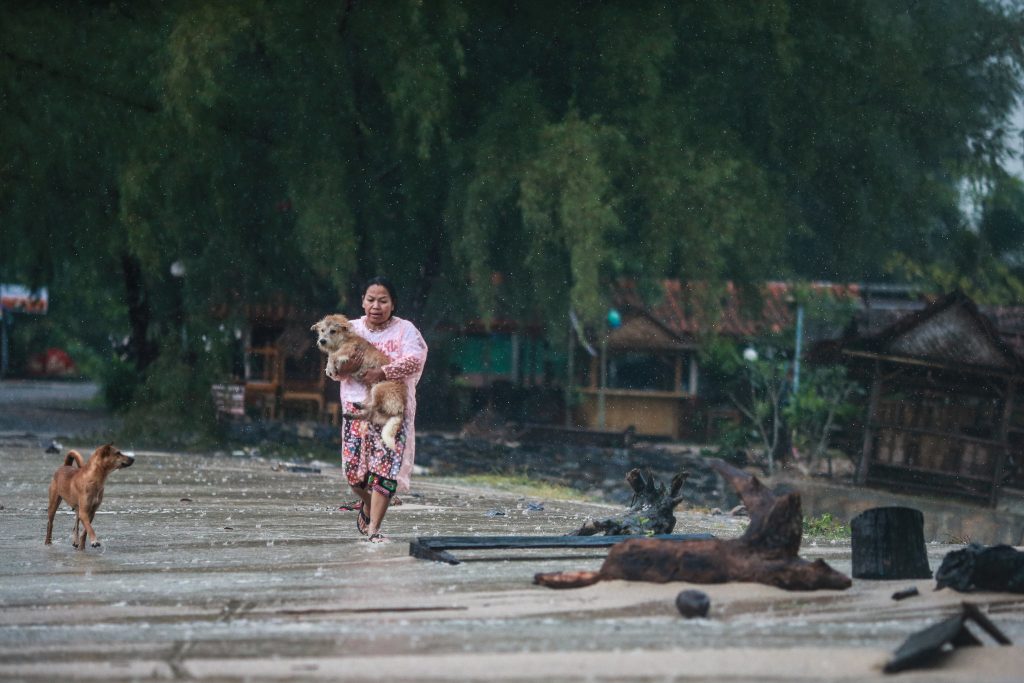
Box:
362 276 398 314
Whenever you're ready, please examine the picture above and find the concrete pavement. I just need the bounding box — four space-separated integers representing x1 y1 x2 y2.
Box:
2 441 1024 682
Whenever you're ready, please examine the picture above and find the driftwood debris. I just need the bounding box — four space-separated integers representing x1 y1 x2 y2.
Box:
851 506 932 580
534 458 852 591
891 586 920 601
884 602 1012 673
570 468 688 536
935 543 1024 593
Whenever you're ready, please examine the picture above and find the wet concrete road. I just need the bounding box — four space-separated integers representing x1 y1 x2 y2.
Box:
1 380 1023 681
3 442 1024 682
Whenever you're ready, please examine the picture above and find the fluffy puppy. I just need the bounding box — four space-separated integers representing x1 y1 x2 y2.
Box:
311 314 407 450
45 444 135 550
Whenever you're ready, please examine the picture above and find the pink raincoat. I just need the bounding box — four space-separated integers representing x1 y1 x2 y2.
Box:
337 315 428 493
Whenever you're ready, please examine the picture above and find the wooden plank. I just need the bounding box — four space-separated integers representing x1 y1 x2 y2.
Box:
857 360 881 485
409 533 716 565
990 378 1016 507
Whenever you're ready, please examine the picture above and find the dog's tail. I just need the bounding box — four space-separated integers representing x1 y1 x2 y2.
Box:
64 450 85 467
381 417 402 451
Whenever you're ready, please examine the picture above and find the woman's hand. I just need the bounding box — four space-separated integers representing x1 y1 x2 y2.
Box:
328 347 365 379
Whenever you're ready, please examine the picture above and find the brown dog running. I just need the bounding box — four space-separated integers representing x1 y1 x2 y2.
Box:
311 314 407 450
45 444 134 550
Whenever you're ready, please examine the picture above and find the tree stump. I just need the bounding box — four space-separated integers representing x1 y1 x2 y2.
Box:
569 468 688 536
851 507 932 580
535 458 852 592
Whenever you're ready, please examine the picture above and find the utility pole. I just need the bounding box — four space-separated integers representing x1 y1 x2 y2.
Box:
793 303 804 394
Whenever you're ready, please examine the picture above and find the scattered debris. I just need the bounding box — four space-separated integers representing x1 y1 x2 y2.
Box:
675 589 710 618
729 504 748 517
851 507 932 580
534 458 851 591
892 587 920 601
409 532 714 566
523 502 544 512
884 602 1012 673
935 543 1024 593
271 463 321 474
44 439 62 454
179 497 192 503
569 468 687 537
485 508 506 517
286 465 320 474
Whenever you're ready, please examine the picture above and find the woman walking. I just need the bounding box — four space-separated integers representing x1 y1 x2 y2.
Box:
337 276 428 543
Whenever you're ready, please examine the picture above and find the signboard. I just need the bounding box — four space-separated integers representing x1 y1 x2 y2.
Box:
0 284 49 315
211 383 246 417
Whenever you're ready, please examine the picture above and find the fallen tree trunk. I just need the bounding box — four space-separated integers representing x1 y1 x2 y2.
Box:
569 468 688 536
535 458 852 591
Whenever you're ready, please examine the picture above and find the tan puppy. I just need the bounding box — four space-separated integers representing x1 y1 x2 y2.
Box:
45 444 134 550
311 314 407 450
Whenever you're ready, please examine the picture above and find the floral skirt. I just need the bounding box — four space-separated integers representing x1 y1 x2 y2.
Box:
341 401 407 491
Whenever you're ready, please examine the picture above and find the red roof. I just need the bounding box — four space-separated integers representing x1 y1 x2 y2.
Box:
614 280 861 339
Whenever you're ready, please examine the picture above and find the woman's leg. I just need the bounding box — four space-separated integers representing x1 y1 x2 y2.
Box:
341 407 372 534
366 489 390 537
362 419 406 540
365 473 397 538
350 484 371 509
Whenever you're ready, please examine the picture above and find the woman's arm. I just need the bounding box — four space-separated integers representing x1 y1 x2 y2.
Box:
381 322 428 381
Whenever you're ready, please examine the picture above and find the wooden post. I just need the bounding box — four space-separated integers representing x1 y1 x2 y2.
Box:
851 507 932 580
688 353 699 395
856 360 882 486
598 335 607 429
990 378 1017 508
565 313 574 428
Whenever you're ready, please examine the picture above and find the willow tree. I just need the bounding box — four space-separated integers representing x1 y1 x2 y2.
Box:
3 0 1024 419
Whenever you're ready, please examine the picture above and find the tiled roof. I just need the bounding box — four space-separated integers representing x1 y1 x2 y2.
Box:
614 280 861 339
985 306 1024 357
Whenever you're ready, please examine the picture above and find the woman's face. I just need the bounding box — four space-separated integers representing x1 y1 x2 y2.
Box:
362 284 394 326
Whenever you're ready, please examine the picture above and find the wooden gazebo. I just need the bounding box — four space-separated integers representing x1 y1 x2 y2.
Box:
823 291 1024 506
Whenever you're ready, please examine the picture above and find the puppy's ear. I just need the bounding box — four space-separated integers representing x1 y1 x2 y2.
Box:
310 323 318 332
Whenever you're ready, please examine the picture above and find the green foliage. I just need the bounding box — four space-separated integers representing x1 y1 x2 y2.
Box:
115 352 220 448
784 365 863 467
802 513 850 540
98 357 140 412
885 175 1024 305
3 0 1024 426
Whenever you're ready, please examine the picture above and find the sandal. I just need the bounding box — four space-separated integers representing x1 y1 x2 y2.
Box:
338 500 363 512
356 510 370 536
367 532 388 544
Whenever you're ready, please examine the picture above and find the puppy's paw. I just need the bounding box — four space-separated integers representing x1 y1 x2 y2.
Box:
91 541 101 548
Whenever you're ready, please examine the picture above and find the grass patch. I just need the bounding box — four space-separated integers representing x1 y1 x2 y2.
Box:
802 512 851 540
448 473 594 501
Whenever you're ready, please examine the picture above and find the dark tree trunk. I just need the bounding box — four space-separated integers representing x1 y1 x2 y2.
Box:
120 252 158 372
535 458 852 592
850 506 932 580
569 468 688 536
